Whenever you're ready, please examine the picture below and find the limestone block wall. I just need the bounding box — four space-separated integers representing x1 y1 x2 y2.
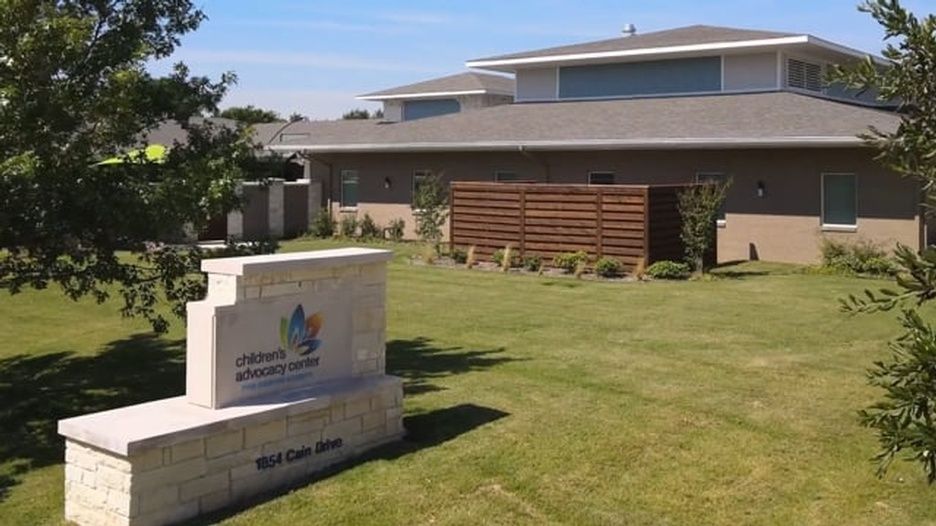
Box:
63 379 403 526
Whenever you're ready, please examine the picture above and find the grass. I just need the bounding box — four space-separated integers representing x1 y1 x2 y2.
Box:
2 238 935 525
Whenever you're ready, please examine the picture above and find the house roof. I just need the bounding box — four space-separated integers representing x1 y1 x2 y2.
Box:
357 72 515 100
268 92 899 154
466 24 879 70
141 117 238 146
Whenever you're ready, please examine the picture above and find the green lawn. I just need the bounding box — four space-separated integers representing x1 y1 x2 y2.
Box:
1 239 934 525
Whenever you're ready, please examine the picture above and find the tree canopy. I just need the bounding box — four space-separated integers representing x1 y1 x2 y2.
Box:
217 104 282 124
832 0 936 482
0 0 268 332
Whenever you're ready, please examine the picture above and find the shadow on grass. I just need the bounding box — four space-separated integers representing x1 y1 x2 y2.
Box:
188 403 510 526
0 334 185 500
387 337 519 396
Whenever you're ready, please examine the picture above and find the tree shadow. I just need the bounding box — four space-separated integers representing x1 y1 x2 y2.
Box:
0 334 185 499
188 403 510 525
386 338 519 396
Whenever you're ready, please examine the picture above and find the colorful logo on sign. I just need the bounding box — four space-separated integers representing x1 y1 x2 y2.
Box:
279 305 323 356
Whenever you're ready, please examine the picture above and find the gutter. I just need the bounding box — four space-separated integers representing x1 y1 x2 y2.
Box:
268 136 868 154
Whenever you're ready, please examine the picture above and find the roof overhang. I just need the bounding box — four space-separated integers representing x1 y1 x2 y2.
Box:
466 35 887 71
357 89 512 101
270 136 868 155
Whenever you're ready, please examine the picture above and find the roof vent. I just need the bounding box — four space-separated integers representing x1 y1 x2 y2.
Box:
622 24 637 37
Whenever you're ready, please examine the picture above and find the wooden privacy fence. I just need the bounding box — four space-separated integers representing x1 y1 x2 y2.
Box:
449 182 698 269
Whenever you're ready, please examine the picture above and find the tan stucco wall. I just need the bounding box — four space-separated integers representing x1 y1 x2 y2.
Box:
307 148 921 264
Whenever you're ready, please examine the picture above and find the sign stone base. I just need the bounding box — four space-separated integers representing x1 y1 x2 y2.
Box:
58 248 403 525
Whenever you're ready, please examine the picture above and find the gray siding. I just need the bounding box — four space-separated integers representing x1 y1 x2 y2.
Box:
723 53 778 91
403 99 461 120
516 67 558 100
558 56 722 99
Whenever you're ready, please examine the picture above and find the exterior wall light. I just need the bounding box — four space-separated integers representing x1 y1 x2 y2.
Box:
756 181 766 198
384 177 392 189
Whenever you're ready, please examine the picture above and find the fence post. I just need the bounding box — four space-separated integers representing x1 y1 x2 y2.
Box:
642 187 651 268
596 188 604 258
519 188 526 257
448 183 455 254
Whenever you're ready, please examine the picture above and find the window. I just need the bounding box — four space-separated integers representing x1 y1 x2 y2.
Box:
412 169 432 205
696 173 727 223
339 170 358 208
822 173 857 227
494 171 520 182
588 172 615 185
787 58 823 92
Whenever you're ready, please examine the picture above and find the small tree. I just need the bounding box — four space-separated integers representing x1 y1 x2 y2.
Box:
831 0 936 483
218 105 281 124
342 108 372 120
412 172 449 252
677 181 729 274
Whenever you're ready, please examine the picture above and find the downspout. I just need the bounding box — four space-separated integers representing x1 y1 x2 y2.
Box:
518 145 551 183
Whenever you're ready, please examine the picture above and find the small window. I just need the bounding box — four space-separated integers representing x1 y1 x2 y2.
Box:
588 172 615 185
494 171 519 182
788 58 823 92
339 170 358 208
412 169 432 205
696 173 727 222
822 173 857 227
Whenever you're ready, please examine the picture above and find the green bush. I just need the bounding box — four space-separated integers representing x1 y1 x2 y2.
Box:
309 209 335 238
552 251 588 273
820 239 895 276
451 248 468 264
594 257 623 278
646 260 691 280
387 218 405 241
522 255 542 272
358 213 382 240
492 248 520 268
338 214 358 238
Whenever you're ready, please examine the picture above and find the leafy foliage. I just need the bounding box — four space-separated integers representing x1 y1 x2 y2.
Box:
342 108 380 120
450 248 468 265
338 215 358 238
678 181 729 274
552 251 588 273
492 247 519 268
412 172 449 251
217 105 281 124
821 238 896 276
831 0 936 482
646 260 691 280
310 209 336 238
386 218 405 242
594 257 623 278
522 255 543 272
358 213 382 240
0 0 266 332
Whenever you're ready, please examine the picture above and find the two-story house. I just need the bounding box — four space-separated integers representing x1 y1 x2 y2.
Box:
270 25 918 264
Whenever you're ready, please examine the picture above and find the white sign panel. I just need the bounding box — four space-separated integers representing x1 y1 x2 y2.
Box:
212 286 353 407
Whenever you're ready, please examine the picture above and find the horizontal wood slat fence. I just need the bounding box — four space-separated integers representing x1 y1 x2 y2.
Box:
450 182 699 269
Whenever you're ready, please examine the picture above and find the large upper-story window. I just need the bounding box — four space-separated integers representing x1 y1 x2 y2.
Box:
402 99 460 121
822 173 857 228
559 56 722 99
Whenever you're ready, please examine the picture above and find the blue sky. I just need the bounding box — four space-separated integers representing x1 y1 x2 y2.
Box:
149 0 932 119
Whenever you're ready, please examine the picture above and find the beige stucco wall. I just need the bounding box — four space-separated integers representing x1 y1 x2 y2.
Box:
723 52 778 91
308 148 921 264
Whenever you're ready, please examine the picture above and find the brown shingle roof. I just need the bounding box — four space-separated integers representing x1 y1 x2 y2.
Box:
269 92 898 153
359 72 514 99
469 25 798 63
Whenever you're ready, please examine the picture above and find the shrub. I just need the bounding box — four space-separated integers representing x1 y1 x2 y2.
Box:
412 172 448 251
421 244 437 264
522 255 542 272
451 248 468 264
594 257 623 278
338 214 358 238
310 209 335 238
358 213 382 240
820 239 895 276
678 180 730 274
387 218 405 241
552 251 588 273
500 246 514 272
646 260 691 280
492 247 519 268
